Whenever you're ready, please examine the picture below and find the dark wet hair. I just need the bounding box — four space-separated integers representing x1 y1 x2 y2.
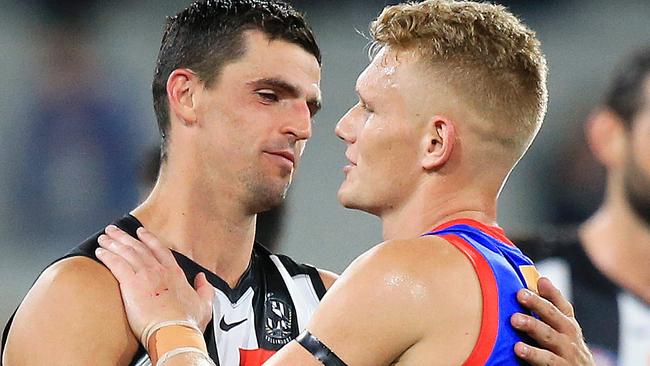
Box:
152 0 320 160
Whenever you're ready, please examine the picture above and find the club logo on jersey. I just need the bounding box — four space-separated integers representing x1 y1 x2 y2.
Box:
263 293 293 345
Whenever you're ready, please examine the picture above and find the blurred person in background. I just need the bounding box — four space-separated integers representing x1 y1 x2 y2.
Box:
15 2 140 238
517 48 650 365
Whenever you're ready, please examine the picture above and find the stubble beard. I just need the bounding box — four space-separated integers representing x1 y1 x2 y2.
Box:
240 167 290 214
623 153 650 228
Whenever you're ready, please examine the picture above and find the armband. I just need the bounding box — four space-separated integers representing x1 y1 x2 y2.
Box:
295 330 347 366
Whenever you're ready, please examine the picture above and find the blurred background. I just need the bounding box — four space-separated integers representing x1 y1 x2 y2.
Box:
1 0 649 325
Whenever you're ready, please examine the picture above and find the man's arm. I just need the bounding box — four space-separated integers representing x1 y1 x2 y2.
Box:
2 257 139 365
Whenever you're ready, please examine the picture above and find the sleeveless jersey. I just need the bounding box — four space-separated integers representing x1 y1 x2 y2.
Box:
2 215 327 366
517 229 650 366
427 219 540 366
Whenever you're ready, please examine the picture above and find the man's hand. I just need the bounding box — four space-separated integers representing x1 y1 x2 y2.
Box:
512 277 595 366
95 225 215 343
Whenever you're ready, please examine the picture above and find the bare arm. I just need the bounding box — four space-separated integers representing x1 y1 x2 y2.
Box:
2 257 139 365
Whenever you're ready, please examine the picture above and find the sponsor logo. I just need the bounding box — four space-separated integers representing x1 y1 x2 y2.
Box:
219 316 247 332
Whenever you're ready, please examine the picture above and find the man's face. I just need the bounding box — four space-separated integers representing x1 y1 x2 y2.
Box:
193 30 321 213
623 77 650 226
335 48 430 216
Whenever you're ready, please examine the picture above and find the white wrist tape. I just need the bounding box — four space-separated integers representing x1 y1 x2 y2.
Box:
156 346 216 366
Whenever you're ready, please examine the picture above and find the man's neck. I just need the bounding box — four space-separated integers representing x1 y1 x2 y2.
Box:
132 180 257 288
580 197 650 302
380 185 498 241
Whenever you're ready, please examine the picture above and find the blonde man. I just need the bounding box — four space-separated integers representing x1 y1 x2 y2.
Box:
94 1 594 365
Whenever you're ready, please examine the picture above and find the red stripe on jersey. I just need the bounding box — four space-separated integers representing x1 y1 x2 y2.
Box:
239 348 276 366
439 233 499 365
433 218 515 246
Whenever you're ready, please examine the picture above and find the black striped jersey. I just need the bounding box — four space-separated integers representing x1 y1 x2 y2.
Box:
2 215 327 366
516 229 650 366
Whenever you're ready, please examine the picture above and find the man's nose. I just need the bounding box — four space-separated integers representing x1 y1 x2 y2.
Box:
335 105 358 144
282 103 312 141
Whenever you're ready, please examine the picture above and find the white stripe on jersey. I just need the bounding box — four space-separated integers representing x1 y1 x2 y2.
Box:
213 287 258 365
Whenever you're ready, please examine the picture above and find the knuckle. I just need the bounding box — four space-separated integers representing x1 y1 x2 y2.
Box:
541 326 557 345
564 302 575 317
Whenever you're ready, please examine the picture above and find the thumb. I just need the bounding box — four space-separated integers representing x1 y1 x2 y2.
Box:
194 272 215 305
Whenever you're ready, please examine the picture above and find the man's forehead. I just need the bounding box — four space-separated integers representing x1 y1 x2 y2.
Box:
356 48 413 96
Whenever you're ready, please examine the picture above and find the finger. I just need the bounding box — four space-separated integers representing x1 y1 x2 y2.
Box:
97 234 147 272
537 277 575 317
104 225 159 267
511 313 564 352
517 288 575 335
194 272 216 305
514 341 567 366
136 227 177 268
95 247 136 283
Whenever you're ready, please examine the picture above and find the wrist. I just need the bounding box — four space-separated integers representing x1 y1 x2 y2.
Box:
143 321 210 365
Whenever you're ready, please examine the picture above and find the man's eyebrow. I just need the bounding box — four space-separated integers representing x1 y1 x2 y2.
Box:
248 78 300 97
249 77 322 117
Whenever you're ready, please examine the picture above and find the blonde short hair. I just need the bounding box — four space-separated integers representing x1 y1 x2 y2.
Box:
370 0 548 158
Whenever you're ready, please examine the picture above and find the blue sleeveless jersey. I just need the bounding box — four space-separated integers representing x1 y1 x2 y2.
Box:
426 219 540 365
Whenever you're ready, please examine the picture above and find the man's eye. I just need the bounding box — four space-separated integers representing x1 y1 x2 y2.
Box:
257 90 279 102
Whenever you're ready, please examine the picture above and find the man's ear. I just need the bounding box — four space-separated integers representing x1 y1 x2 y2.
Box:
422 116 455 171
166 69 199 126
585 108 627 168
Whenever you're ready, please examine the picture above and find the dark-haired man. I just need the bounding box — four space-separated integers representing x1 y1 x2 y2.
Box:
3 2 331 365
3 1 593 365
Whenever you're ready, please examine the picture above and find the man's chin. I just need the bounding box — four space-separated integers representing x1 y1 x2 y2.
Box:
337 189 366 211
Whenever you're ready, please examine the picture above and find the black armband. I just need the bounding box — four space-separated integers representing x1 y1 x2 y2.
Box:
295 330 348 366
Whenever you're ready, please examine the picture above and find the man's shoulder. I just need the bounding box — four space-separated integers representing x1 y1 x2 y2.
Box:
305 237 482 365
357 236 477 278
2 217 143 365
13 255 122 325
335 236 480 307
